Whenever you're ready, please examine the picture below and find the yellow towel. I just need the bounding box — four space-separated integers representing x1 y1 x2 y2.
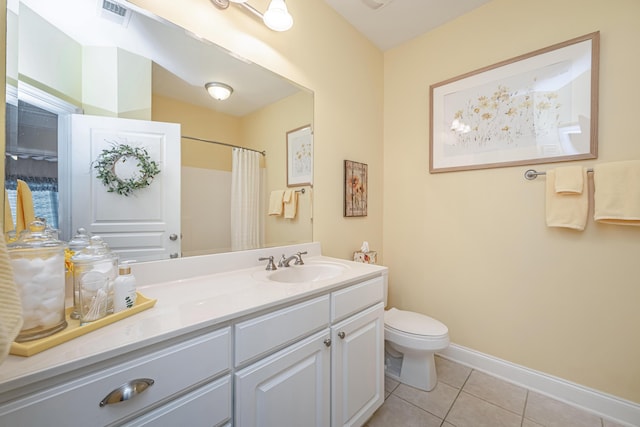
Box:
16 180 35 235
4 190 13 234
268 190 285 216
555 165 584 194
594 160 640 225
0 233 23 364
545 168 588 230
284 190 298 219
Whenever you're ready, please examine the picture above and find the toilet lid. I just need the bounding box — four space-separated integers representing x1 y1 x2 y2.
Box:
385 308 448 336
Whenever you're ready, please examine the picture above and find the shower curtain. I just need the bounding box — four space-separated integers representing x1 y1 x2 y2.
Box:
231 148 262 251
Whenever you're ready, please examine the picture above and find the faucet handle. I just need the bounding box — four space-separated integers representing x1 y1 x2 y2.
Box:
258 256 277 271
295 251 308 265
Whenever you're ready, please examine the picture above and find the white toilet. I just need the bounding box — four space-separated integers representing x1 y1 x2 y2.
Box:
383 294 450 391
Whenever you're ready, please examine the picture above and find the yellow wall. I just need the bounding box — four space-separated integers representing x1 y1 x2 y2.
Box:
244 90 314 246
152 94 240 171
383 0 640 403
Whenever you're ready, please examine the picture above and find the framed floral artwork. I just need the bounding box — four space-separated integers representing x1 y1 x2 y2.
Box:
430 32 599 173
286 125 313 187
344 160 368 217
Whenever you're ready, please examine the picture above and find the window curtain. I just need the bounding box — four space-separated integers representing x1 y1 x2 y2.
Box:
230 148 262 251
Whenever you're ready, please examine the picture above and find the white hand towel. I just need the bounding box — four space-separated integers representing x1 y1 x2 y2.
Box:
594 160 640 225
546 168 588 230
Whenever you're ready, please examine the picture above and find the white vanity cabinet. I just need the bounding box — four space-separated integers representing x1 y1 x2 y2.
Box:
0 327 232 427
234 276 385 427
0 250 387 427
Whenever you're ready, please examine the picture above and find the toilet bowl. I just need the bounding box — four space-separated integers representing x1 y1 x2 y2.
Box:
384 307 449 391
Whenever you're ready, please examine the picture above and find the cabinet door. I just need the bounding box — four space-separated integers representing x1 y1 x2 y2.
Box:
331 302 384 427
235 329 331 427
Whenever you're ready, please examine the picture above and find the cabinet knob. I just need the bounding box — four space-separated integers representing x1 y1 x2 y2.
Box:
169 233 178 241
338 331 346 339
99 378 155 407
323 338 332 347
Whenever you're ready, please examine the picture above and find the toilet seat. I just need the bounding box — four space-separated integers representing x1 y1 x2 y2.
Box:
384 307 448 337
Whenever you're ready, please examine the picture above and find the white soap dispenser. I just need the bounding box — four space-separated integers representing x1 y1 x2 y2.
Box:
113 263 137 312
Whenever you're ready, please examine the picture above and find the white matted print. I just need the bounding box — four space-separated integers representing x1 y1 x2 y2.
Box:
430 32 599 173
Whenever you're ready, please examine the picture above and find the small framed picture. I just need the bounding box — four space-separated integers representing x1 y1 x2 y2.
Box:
344 160 368 217
286 125 313 187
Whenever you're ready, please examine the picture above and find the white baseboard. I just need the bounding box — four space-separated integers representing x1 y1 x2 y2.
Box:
438 343 640 427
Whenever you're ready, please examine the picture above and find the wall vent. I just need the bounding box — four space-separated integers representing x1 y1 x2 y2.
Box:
99 0 132 27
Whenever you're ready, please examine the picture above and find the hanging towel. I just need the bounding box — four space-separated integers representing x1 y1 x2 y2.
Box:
545 168 589 230
0 233 23 364
4 190 13 234
268 190 285 216
593 160 640 225
16 180 35 235
555 165 584 194
284 190 298 219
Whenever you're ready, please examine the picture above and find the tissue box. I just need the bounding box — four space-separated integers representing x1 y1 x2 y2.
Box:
353 251 377 264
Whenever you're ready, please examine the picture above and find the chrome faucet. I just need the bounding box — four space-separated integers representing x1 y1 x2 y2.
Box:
279 251 307 267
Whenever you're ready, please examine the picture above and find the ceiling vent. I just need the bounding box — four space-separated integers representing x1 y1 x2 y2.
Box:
99 0 132 27
361 0 396 10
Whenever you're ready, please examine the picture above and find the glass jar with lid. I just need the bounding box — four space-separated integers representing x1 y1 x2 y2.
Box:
8 220 68 342
67 228 91 319
71 236 118 323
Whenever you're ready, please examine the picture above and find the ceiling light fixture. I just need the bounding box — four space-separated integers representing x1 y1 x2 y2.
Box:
210 0 293 32
205 82 234 101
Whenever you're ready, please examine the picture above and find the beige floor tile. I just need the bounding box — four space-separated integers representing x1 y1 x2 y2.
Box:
522 419 544 427
385 376 400 393
393 381 459 419
365 394 442 427
435 355 472 389
445 392 522 427
602 420 625 427
524 391 603 427
442 423 456 427
603 419 630 427
462 370 527 415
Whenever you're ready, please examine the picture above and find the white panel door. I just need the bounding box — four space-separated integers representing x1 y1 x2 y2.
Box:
331 303 385 427
235 330 331 427
70 114 180 262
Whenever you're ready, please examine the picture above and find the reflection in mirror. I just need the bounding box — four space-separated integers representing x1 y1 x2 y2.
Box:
4 0 314 261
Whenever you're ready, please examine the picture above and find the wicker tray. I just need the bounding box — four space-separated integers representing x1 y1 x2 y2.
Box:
10 292 157 357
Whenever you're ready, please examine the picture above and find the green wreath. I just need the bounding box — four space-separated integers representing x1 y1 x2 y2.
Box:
93 144 161 196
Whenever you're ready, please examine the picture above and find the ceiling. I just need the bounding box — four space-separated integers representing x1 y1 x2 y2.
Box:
16 0 301 117
323 0 492 51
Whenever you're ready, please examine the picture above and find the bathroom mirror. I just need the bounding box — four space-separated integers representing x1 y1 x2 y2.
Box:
4 0 314 260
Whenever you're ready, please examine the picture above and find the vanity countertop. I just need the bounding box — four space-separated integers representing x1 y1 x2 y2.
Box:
0 246 387 394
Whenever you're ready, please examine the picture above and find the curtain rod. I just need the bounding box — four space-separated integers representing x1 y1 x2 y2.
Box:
181 135 266 156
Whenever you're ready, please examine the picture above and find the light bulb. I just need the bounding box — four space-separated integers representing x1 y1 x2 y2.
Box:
263 0 293 32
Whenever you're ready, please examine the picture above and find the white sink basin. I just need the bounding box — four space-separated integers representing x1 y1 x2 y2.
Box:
260 262 348 283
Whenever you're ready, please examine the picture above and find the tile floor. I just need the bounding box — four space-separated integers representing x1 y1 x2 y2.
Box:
365 356 628 427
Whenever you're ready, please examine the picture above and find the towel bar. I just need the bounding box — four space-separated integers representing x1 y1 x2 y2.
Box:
524 168 594 180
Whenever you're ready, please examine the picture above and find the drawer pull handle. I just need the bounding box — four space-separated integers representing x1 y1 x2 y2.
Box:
99 378 155 407
323 338 331 347
338 331 346 339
